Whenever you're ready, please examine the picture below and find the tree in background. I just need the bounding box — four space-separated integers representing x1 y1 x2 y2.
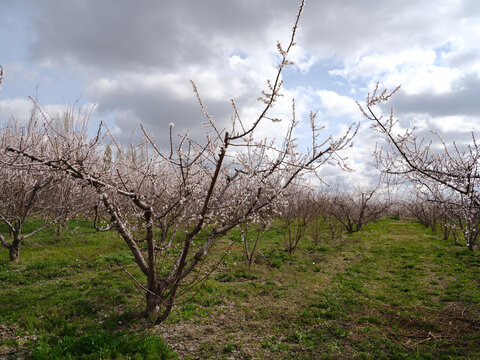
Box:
327 183 389 234
0 116 73 261
360 84 480 250
279 185 316 254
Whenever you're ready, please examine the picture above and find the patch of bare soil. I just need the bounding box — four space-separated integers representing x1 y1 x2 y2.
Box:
154 301 273 359
376 303 480 353
0 323 36 359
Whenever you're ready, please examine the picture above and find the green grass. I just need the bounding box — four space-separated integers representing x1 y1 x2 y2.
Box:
1 218 479 359
31 329 177 360
0 220 170 359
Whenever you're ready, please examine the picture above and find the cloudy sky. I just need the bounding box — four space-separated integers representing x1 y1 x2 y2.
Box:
1 0 479 185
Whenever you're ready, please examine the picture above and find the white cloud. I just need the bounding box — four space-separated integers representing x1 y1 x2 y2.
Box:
0 97 93 129
331 50 436 80
331 49 463 96
384 65 462 95
0 98 32 122
316 90 358 117
435 115 480 133
288 45 317 74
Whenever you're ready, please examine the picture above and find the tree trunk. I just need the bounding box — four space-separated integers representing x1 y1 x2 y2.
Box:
9 245 20 262
56 217 66 237
145 281 175 324
146 290 161 316
467 236 474 251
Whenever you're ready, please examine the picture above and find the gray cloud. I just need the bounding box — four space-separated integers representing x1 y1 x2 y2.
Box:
28 0 480 71
292 0 479 60
22 0 300 143
27 0 293 73
94 80 238 146
392 75 480 118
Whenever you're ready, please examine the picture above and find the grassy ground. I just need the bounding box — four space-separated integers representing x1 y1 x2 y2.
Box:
0 218 479 359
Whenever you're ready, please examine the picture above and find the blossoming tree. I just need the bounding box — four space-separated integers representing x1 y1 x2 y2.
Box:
359 84 480 250
6 0 359 321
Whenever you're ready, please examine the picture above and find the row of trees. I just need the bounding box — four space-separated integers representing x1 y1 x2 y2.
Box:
0 124 393 262
239 183 391 265
0 111 95 261
360 84 480 251
400 190 480 249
